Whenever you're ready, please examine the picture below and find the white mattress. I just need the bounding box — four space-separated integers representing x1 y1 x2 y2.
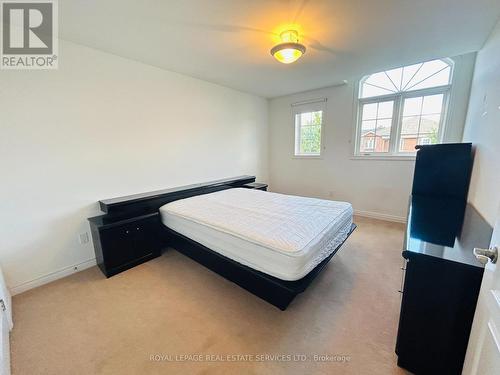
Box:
159 188 353 281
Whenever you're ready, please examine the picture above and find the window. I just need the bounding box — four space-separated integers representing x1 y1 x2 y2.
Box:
355 59 453 157
293 99 326 157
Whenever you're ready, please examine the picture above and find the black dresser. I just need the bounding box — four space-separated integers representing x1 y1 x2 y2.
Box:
396 196 492 374
396 143 493 374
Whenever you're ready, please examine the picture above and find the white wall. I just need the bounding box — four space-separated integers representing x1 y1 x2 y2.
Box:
0 40 268 293
268 53 475 221
463 21 500 226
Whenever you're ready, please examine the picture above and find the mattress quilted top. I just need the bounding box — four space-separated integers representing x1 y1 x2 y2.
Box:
160 188 353 254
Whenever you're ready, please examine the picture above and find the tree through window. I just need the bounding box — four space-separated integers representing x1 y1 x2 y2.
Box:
293 99 326 157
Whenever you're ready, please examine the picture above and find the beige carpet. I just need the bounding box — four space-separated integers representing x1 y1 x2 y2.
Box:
11 216 410 375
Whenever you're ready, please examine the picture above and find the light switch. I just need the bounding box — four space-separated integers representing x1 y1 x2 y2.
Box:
79 232 89 245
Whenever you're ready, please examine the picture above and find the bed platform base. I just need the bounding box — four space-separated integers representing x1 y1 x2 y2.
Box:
165 223 356 310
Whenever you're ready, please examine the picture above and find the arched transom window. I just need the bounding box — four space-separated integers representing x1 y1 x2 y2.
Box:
355 58 453 156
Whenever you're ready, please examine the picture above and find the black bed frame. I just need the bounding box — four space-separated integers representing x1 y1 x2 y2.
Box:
95 175 356 310
166 224 356 310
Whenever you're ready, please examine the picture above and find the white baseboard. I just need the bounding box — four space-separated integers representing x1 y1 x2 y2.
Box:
354 209 407 223
10 258 97 296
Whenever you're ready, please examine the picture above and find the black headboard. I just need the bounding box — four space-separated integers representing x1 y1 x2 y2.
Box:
98 175 255 218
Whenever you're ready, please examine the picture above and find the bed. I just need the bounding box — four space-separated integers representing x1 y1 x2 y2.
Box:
93 176 356 310
160 187 355 309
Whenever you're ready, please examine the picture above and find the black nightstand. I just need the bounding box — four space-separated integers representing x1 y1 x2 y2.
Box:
88 212 163 277
242 182 268 191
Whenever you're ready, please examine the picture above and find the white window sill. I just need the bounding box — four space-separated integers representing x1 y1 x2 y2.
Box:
350 154 416 161
292 155 323 159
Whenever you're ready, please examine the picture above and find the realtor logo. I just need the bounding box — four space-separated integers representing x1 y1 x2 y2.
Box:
1 0 58 69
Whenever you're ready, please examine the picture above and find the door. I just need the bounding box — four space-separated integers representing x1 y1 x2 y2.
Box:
0 267 12 375
462 207 500 374
132 216 161 259
100 225 136 270
0 303 10 375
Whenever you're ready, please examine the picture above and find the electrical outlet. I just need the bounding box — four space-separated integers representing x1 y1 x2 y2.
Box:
328 191 334 198
79 232 89 245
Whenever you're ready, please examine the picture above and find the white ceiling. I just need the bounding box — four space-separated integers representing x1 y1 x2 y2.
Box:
60 0 500 98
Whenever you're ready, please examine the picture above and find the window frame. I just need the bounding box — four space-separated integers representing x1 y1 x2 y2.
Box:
353 59 453 159
364 137 375 151
292 98 327 158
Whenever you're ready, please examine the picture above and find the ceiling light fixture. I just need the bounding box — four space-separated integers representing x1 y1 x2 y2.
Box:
270 30 306 64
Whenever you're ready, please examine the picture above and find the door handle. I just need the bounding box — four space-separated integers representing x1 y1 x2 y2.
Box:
473 246 498 265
